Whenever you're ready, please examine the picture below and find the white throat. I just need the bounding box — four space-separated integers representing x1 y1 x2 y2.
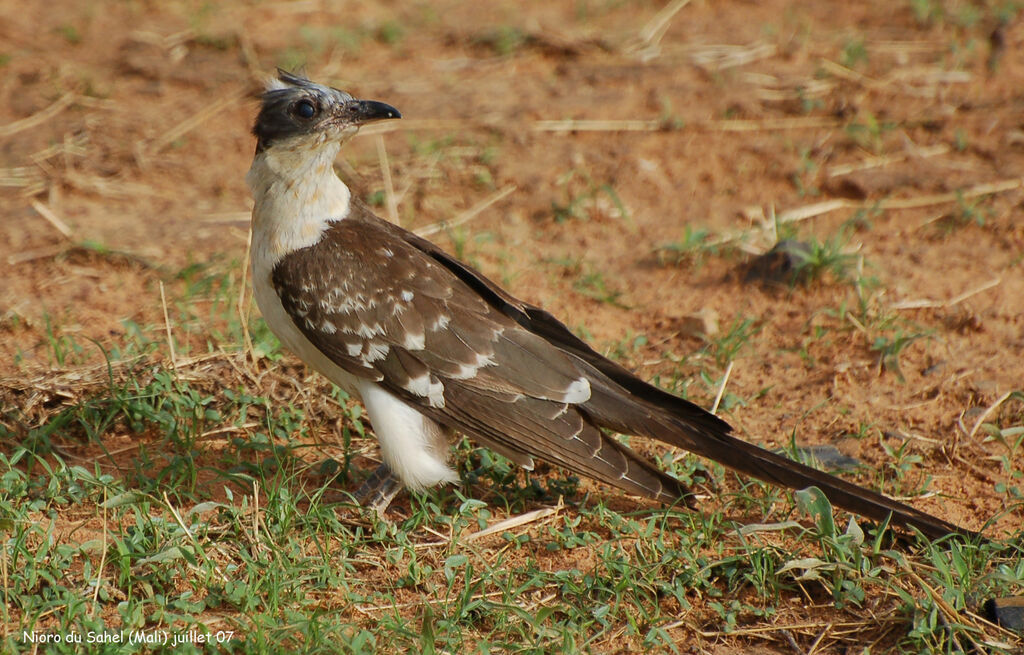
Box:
246 139 358 394
247 140 352 268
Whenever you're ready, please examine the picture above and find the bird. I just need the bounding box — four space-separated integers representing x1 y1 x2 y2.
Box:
246 70 974 541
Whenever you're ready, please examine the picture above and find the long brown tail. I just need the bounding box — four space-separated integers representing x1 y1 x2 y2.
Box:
571 342 975 541
661 415 971 540
584 371 974 540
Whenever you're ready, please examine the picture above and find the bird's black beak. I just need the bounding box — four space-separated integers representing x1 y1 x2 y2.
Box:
347 99 402 125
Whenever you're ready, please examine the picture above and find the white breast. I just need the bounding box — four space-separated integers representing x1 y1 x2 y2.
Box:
247 142 362 396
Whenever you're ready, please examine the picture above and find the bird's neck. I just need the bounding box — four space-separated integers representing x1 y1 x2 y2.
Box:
247 141 352 266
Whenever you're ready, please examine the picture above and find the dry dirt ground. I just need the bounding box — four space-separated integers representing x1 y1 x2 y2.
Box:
2 0 1024 652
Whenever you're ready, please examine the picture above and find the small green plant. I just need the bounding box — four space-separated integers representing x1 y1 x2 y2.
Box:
954 127 969 152
910 0 944 26
791 146 821 196
870 330 927 381
56 24 82 45
845 112 895 153
878 437 928 497
793 233 859 285
606 332 649 362
954 3 982 28
375 20 405 45
657 226 718 267
573 269 628 308
840 38 868 68
446 225 469 260
475 26 527 56
979 392 1024 499
551 171 631 224
706 316 761 368
938 191 991 231
844 204 881 232
296 25 366 56
751 229 859 288
276 48 308 73
43 315 85 367
657 96 685 130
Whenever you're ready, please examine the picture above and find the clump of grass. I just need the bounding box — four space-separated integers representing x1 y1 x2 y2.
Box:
56 24 82 45
656 226 719 268
474 26 528 57
375 20 405 46
573 268 628 309
705 315 761 368
793 234 860 285
844 112 896 153
745 232 859 289
552 170 631 224
936 191 992 232
840 37 869 68
870 329 928 381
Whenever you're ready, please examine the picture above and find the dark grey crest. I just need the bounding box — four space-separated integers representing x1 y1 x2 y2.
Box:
251 69 355 151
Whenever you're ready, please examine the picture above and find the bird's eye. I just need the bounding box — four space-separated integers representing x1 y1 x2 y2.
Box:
293 99 317 120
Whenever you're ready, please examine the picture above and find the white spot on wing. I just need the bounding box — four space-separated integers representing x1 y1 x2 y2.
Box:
449 351 497 379
429 314 450 331
403 331 426 350
322 293 373 315
563 377 591 403
364 341 389 362
403 373 446 408
356 322 384 338
400 290 414 302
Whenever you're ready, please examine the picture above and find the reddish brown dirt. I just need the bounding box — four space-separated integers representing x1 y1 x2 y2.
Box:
2 0 1023 651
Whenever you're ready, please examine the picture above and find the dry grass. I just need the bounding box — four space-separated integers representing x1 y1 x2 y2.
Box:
3 0 1024 652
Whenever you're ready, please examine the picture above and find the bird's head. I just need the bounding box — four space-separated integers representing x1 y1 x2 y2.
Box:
252 70 401 153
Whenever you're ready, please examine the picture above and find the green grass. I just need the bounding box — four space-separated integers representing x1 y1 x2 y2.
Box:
655 226 719 268
4 436 1021 653
705 315 761 369
551 170 631 225
2 270 1023 654
473 26 528 57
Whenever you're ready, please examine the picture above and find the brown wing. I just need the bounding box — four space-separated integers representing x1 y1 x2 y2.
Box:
271 205 688 500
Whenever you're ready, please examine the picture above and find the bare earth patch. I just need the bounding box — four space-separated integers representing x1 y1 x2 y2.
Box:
2 0 1023 652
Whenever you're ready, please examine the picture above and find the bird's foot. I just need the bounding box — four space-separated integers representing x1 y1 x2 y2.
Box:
354 463 404 514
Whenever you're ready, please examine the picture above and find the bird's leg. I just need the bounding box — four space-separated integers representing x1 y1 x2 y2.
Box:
354 463 405 514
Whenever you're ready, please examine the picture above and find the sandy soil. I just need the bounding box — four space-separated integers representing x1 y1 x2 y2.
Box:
2 0 1023 650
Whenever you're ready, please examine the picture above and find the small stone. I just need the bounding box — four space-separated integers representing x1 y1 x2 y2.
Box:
743 239 813 286
984 596 1024 633
675 309 719 339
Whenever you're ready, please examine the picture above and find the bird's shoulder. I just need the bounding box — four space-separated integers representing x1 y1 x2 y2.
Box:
270 202 498 328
